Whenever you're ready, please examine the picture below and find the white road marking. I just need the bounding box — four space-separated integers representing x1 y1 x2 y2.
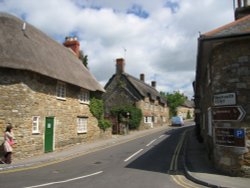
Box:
146 139 157 147
24 171 103 188
159 135 165 138
124 149 144 162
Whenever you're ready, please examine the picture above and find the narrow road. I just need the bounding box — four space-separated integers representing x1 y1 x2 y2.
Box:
0 123 203 188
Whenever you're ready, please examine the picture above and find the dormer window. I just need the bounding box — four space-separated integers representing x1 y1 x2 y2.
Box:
79 89 90 104
56 82 66 100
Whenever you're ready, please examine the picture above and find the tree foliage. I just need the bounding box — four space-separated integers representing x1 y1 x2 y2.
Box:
160 91 187 117
79 50 88 68
89 98 111 131
110 105 142 130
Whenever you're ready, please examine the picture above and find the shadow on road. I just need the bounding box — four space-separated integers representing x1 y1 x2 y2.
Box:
125 126 191 175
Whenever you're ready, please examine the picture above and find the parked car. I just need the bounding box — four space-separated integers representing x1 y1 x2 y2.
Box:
171 116 184 126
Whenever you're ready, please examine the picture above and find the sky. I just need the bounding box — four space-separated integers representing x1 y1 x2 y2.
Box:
0 0 235 99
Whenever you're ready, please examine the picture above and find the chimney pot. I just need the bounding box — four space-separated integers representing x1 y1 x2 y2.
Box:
63 36 80 58
151 81 156 88
116 58 125 74
140 74 145 82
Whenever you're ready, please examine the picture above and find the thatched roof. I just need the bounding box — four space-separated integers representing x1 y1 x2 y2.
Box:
0 12 104 92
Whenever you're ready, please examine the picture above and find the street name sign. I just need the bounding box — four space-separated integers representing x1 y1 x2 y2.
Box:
215 128 245 147
213 93 236 106
212 106 246 121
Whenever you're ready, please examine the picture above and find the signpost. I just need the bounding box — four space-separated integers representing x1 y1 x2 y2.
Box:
212 106 246 121
215 128 245 147
214 93 236 106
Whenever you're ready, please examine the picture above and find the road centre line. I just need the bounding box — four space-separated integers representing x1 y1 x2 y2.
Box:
24 171 103 188
159 135 165 138
124 149 144 162
146 139 157 147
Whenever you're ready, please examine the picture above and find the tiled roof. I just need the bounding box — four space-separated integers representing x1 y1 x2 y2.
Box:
203 14 250 37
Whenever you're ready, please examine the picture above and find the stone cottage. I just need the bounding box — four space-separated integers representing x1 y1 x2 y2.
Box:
103 58 169 133
194 2 250 177
0 13 108 160
176 100 194 120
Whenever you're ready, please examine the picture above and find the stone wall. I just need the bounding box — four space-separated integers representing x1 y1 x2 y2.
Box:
196 38 250 177
0 68 111 160
136 97 170 129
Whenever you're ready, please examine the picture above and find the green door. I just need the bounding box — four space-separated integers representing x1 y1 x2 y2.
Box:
45 117 54 153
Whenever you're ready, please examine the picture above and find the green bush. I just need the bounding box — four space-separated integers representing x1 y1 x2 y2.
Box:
89 98 111 131
111 105 142 130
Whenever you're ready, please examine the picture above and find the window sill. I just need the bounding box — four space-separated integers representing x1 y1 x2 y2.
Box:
56 97 66 101
79 101 90 105
77 131 87 134
32 132 40 135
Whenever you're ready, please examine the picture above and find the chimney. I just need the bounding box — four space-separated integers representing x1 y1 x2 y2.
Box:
235 0 250 20
116 58 125 74
151 81 156 88
63 36 80 58
140 74 145 82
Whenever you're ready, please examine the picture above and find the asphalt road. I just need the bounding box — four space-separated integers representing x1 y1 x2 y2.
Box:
0 123 203 188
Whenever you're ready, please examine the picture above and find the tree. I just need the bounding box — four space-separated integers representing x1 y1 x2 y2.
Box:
160 91 187 117
79 50 88 68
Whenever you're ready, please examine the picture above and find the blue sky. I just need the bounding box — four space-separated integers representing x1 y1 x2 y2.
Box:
0 0 235 98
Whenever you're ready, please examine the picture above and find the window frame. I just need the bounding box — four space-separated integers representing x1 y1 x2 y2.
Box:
56 82 66 100
32 116 40 134
79 89 90 104
77 117 88 134
144 116 152 123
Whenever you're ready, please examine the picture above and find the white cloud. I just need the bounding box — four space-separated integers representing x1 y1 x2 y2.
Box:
0 0 235 98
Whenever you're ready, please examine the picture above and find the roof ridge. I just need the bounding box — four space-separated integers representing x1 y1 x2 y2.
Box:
124 73 157 91
203 14 250 37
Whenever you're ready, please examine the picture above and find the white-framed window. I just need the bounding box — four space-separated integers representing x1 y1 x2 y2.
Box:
79 89 90 104
77 117 88 133
144 116 152 123
56 82 66 100
32 116 40 134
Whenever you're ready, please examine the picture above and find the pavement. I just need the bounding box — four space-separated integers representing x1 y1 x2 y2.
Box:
183 128 250 188
0 125 249 188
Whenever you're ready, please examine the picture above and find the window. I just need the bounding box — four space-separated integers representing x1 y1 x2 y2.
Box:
79 89 90 104
56 82 66 99
77 117 88 133
144 116 152 123
32 116 40 134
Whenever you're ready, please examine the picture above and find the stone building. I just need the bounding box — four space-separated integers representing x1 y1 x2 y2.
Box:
194 2 250 177
103 58 169 133
0 13 108 160
176 100 194 120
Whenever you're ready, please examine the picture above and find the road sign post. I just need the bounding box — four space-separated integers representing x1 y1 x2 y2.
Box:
212 106 246 121
215 128 245 147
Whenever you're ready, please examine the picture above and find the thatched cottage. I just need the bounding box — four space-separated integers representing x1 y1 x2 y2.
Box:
0 12 108 160
103 58 169 133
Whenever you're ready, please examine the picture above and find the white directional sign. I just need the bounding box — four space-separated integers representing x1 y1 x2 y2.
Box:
214 93 236 106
